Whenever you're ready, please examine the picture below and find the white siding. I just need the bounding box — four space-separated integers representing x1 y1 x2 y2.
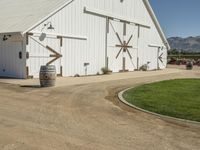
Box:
28 0 106 77
26 0 167 77
0 34 26 78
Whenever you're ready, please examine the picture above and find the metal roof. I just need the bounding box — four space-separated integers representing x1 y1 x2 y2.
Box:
0 0 69 34
0 0 169 49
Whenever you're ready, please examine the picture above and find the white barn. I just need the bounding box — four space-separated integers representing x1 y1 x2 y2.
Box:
0 0 170 79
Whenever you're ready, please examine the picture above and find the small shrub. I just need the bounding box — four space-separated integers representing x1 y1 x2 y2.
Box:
139 64 148 71
101 67 112 75
74 74 80 77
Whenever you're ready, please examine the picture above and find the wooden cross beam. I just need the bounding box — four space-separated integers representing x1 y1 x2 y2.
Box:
158 53 164 63
115 45 133 49
46 46 62 66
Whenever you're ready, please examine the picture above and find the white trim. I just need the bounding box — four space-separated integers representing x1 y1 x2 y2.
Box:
29 31 87 40
22 0 75 35
148 44 163 48
0 32 21 35
143 0 170 50
84 7 150 28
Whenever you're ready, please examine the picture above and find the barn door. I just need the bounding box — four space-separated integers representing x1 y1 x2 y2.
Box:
107 20 137 72
0 35 25 78
26 33 62 78
147 47 158 70
158 47 167 69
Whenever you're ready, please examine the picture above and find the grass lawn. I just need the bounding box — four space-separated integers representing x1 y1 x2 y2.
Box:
123 79 200 122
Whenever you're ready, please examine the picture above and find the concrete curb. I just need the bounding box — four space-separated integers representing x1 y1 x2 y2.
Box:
118 88 200 125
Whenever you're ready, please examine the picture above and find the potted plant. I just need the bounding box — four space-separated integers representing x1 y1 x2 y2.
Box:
101 67 112 75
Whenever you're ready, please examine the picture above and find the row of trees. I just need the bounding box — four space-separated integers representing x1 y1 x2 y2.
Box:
168 49 200 55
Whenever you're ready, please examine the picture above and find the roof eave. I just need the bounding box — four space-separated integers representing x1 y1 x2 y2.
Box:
143 0 170 50
22 0 74 35
0 31 22 35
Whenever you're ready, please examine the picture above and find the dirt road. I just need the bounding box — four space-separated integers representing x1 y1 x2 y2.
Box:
0 70 200 150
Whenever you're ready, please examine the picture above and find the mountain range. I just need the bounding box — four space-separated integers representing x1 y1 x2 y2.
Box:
167 36 200 52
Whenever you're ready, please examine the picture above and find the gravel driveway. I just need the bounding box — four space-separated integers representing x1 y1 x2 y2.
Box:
0 69 200 150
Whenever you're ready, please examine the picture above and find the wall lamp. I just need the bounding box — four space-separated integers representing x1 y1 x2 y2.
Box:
41 22 55 32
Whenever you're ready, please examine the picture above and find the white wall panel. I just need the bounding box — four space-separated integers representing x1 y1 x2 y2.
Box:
0 34 26 78
27 35 61 78
26 0 167 77
28 0 107 77
158 47 168 69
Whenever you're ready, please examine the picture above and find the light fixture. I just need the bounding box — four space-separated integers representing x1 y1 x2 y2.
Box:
47 24 54 30
41 22 55 31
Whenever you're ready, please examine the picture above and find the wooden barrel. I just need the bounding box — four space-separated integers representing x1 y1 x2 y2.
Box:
39 65 56 87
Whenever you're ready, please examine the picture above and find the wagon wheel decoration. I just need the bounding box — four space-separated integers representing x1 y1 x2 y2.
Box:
110 22 133 60
115 35 133 59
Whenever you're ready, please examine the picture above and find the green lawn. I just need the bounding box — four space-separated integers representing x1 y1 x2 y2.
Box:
123 79 200 122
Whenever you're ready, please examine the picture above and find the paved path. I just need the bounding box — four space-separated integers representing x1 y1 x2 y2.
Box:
0 68 200 150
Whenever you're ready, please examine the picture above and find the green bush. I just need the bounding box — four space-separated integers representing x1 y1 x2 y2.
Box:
101 67 112 75
139 64 148 71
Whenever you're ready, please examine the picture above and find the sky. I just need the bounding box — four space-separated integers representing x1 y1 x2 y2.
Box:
150 0 200 38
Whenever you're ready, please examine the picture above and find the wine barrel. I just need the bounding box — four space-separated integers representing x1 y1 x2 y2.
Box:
39 65 56 87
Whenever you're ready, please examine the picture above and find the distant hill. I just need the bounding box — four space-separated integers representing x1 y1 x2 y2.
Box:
168 36 200 52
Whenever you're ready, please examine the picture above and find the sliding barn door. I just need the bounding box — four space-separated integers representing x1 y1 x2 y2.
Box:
107 20 137 72
158 47 167 69
26 34 62 78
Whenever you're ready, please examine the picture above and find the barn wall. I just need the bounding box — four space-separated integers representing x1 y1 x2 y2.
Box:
28 0 106 77
138 0 167 69
0 34 26 78
27 0 167 77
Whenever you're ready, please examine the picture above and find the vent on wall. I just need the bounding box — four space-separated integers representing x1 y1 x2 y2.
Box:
120 0 124 3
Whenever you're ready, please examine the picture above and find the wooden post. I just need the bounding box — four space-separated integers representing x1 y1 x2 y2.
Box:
57 66 63 77
26 66 29 79
123 22 126 36
136 25 140 70
26 33 33 45
57 36 63 47
137 57 139 70
105 17 109 68
123 57 126 72
106 57 109 69
26 67 33 79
